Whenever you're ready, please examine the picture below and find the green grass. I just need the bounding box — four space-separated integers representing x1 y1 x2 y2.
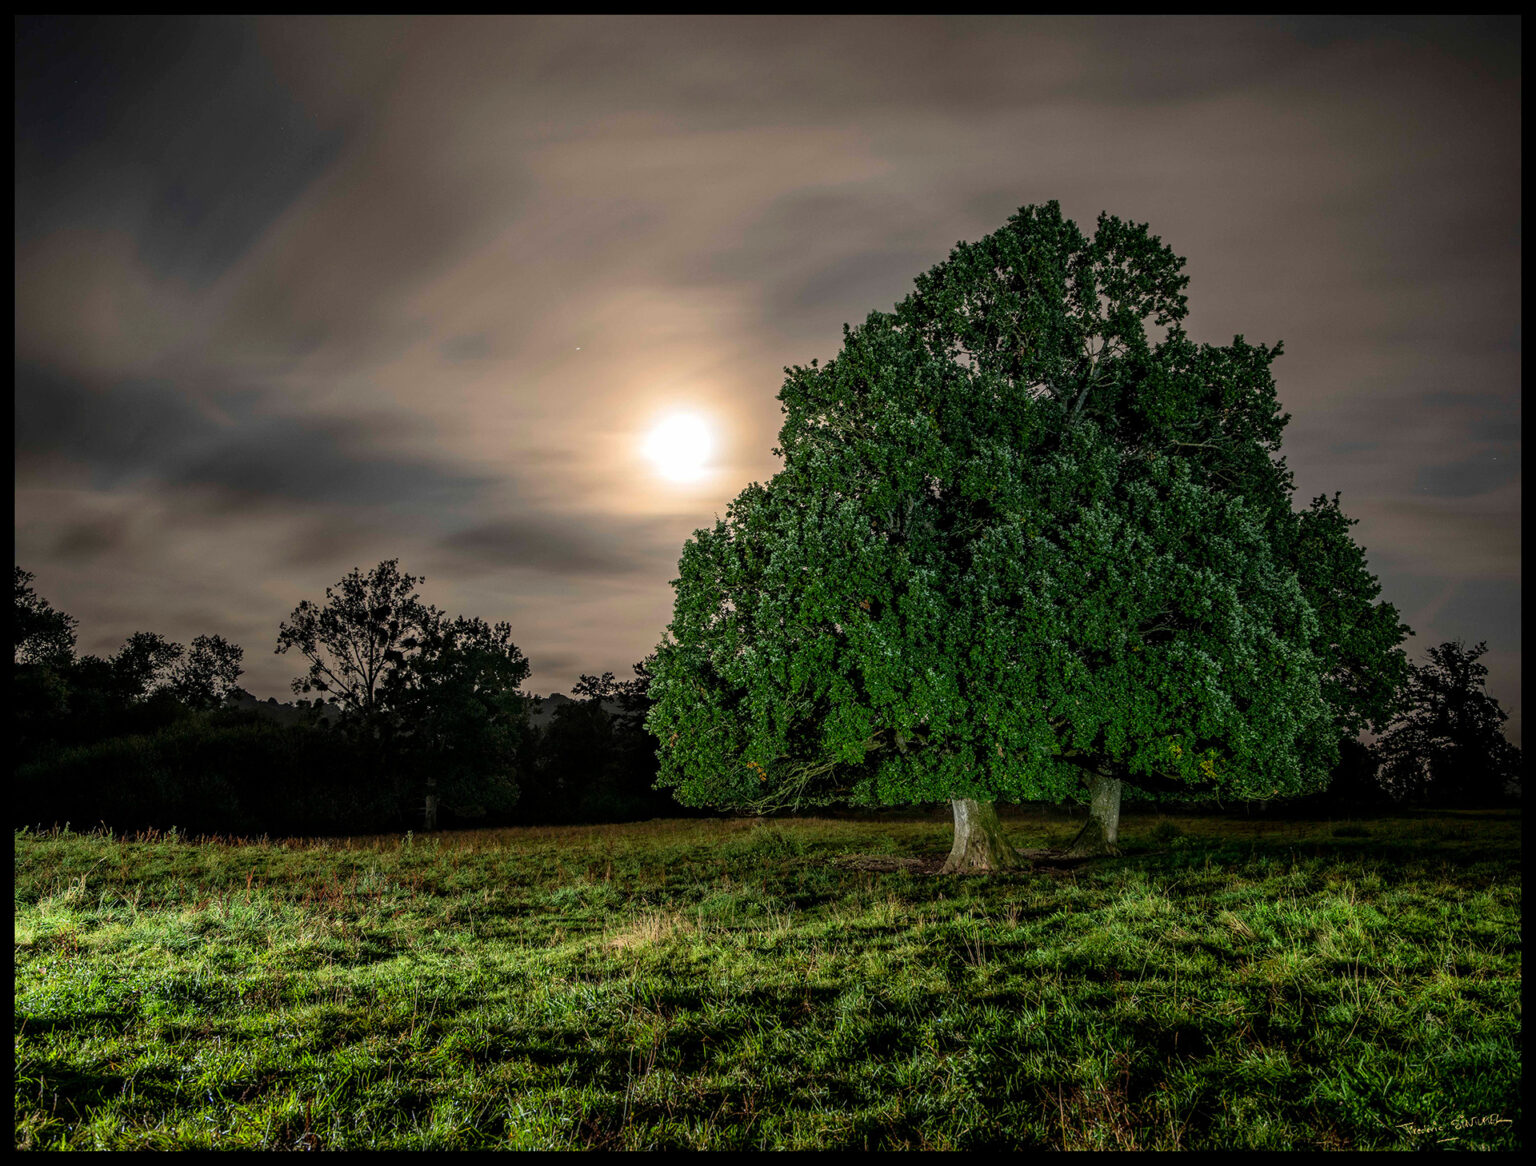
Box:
13 809 1522 1149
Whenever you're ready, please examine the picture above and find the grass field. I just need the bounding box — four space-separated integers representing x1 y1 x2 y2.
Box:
13 808 1522 1149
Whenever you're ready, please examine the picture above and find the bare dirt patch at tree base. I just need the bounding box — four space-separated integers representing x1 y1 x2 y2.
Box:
837 855 938 873
837 848 1091 875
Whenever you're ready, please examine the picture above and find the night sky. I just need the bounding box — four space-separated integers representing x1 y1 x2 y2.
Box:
14 16 1521 742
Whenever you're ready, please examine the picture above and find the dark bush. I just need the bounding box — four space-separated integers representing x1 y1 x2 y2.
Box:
15 710 396 837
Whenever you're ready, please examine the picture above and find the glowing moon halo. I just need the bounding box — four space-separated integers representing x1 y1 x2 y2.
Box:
643 413 713 481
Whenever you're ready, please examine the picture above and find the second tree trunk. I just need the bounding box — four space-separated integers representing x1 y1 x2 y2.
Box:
1064 770 1121 856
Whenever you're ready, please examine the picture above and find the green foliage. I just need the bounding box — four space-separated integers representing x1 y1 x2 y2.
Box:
1375 640 1521 806
649 202 1407 814
13 811 1522 1149
1286 494 1409 737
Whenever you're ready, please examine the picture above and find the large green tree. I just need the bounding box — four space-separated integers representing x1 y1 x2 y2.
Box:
648 202 1408 869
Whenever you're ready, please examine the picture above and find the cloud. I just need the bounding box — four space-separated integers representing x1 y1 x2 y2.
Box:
1417 391 1522 445
15 362 493 513
17 16 349 290
168 414 491 512
50 516 130 563
12 16 1520 733
436 514 692 579
439 334 492 361
1356 486 1521 582
15 364 203 489
1414 453 1521 499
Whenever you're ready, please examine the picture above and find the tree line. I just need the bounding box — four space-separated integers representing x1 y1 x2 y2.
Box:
14 563 674 836
13 550 1519 844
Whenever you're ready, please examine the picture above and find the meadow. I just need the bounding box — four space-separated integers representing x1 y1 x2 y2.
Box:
13 808 1522 1150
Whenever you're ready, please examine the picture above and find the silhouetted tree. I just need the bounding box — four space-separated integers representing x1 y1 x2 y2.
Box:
163 634 246 710
15 568 79 759
543 677 622 820
17 618 249 791
1316 736 1387 808
108 631 185 702
275 559 437 721
387 615 532 828
277 561 532 828
577 658 671 820
524 658 671 824
14 566 77 666
1376 640 1521 806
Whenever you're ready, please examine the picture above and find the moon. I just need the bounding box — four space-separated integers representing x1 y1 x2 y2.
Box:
643 413 713 481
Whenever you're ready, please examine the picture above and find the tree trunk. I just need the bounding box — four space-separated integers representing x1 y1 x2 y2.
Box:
942 798 1025 873
423 778 438 832
1063 770 1121 857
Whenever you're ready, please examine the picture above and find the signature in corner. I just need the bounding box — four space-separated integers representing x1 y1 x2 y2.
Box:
1396 1113 1513 1141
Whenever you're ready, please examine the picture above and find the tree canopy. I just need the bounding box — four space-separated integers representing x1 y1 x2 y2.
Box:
384 614 532 822
276 559 437 720
276 560 533 827
162 634 246 710
14 566 77 666
1375 640 1521 806
647 201 1410 862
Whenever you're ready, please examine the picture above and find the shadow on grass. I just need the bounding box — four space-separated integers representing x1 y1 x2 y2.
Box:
16 1011 138 1037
